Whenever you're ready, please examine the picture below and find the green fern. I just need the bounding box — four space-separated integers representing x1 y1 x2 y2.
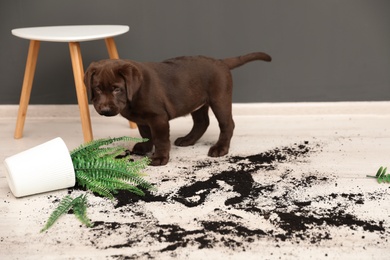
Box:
71 136 154 199
42 136 154 232
41 194 91 232
71 194 92 228
367 166 390 183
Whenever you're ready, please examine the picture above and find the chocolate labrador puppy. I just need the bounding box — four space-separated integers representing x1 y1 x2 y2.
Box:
84 52 271 166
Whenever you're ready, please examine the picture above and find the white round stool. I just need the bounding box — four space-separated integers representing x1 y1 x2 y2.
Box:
12 25 136 142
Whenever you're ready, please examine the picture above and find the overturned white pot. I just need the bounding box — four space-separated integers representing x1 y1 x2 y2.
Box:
3 137 75 198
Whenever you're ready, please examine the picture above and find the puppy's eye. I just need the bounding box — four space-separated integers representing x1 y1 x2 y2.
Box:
93 87 102 94
113 88 122 94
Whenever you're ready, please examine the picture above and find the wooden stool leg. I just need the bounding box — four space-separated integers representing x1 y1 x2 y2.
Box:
105 37 120 59
69 42 93 143
14 40 40 139
105 37 137 129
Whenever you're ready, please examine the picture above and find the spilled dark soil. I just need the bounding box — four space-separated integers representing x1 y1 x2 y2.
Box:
66 141 388 258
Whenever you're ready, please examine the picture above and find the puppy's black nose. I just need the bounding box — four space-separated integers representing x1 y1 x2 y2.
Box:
99 108 116 117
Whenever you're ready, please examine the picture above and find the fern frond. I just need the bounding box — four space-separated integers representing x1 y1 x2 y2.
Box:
92 177 146 196
76 172 115 199
84 167 151 186
70 136 146 157
97 146 127 159
74 157 153 188
72 194 92 228
76 167 152 198
75 147 127 162
40 195 81 232
367 166 390 183
376 166 385 177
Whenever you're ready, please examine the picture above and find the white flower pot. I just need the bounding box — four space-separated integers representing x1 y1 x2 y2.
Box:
3 137 75 197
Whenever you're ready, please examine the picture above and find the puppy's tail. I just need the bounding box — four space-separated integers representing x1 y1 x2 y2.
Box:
222 52 272 70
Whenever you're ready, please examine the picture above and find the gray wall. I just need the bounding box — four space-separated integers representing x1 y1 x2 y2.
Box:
1 0 389 104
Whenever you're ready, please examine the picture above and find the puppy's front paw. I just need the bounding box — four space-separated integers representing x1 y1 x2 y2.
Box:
208 145 229 157
150 155 169 166
132 142 153 155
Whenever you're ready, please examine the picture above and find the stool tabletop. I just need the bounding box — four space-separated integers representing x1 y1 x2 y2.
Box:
12 25 129 42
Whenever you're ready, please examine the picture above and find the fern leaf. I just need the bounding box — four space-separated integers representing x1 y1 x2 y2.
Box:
379 167 387 178
76 172 115 199
74 158 151 186
376 166 384 178
40 196 75 232
86 182 115 200
73 153 148 176
367 166 390 184
70 136 146 157
76 146 126 161
98 147 127 159
83 167 153 191
93 177 145 196
378 167 389 183
72 195 92 228
41 195 92 232
77 168 150 197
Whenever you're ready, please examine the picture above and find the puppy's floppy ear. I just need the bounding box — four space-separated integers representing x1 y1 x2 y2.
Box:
117 62 143 102
84 62 97 100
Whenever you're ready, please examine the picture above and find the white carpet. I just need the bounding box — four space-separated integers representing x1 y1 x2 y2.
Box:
1 102 390 259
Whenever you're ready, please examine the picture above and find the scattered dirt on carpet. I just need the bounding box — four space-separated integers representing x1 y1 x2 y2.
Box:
66 141 388 258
